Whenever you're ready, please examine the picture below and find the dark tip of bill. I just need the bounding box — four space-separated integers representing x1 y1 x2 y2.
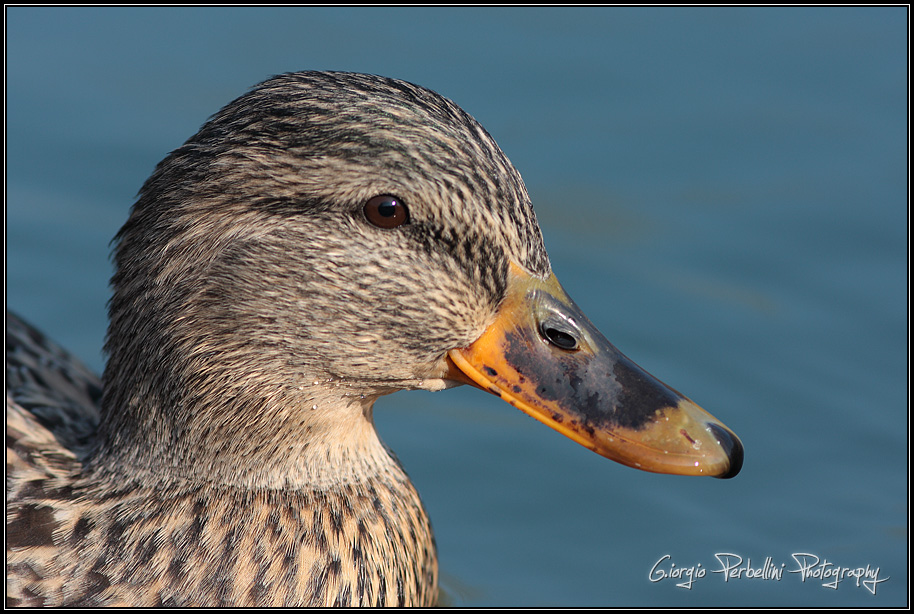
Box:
708 423 744 479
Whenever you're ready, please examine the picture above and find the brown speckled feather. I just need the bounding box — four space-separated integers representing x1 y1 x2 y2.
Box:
7 312 437 607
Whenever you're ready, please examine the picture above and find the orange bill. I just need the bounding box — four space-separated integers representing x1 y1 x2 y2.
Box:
448 263 743 478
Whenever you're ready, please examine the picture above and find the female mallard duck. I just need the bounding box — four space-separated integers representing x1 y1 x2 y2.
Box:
6 71 742 607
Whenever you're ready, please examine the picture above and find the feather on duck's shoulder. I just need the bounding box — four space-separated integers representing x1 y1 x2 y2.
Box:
6 311 101 480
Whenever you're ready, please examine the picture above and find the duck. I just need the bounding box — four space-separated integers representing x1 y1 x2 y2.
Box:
6 71 743 607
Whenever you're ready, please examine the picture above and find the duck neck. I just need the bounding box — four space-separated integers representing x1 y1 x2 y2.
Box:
92 375 405 492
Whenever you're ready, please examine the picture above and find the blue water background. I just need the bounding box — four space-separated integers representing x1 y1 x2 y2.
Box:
6 7 907 606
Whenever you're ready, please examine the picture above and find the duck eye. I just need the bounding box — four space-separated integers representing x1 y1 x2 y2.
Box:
364 195 409 229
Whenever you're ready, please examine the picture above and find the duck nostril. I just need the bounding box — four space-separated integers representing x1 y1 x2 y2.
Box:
542 326 579 351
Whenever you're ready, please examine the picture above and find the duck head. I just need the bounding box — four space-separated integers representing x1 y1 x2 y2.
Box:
100 72 741 485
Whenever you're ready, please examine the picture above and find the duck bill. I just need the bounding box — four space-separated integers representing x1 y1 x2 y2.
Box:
448 264 743 479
